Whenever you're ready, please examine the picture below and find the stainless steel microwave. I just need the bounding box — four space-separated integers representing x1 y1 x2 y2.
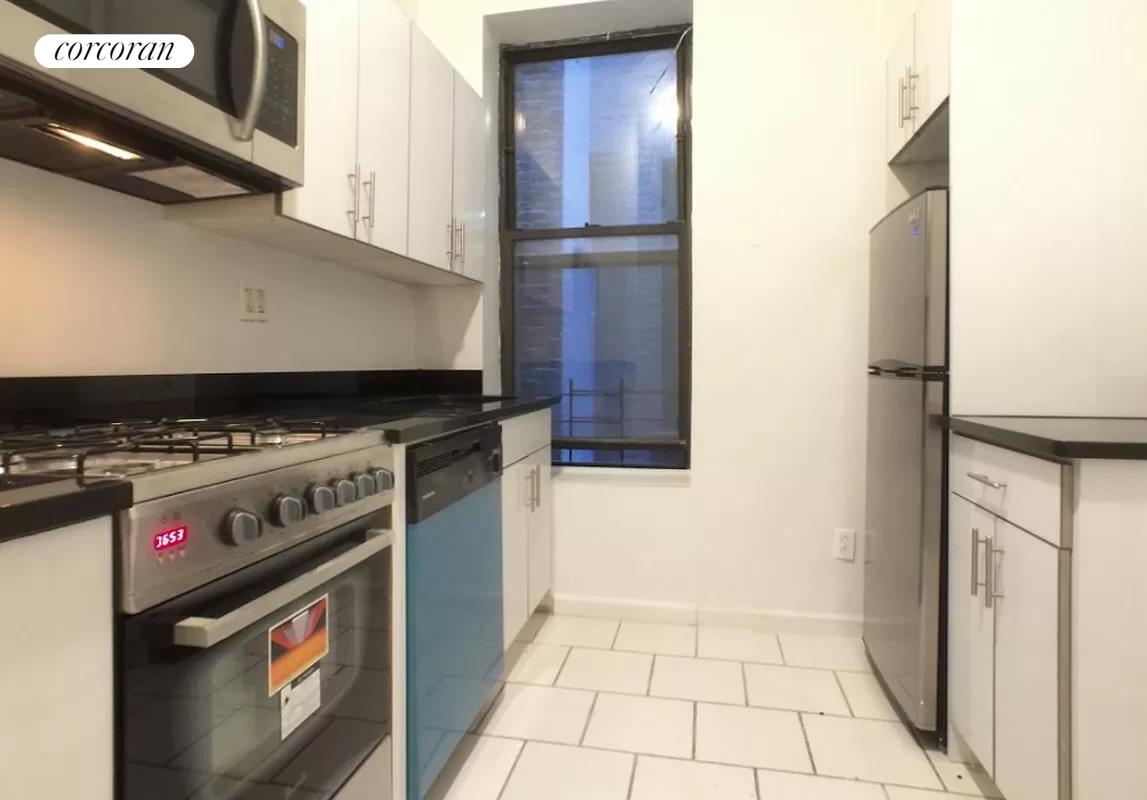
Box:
0 0 305 203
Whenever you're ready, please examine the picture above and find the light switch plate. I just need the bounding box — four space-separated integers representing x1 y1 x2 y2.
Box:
834 528 857 562
240 282 269 323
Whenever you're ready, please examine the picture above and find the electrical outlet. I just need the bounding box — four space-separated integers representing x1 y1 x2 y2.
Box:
833 528 857 562
240 282 269 323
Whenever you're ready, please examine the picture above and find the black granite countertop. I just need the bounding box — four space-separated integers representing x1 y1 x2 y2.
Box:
0 475 132 544
943 416 1147 461
380 396 561 443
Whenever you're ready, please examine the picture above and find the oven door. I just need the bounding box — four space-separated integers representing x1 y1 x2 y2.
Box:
120 516 391 800
0 0 304 183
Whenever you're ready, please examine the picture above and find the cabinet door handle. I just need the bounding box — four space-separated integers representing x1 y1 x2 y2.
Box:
990 540 1004 606
967 472 1007 491
905 66 919 122
984 537 1005 609
971 527 982 596
459 221 467 266
361 169 377 230
347 165 360 237
446 220 455 265
897 76 904 128
533 465 542 510
527 467 537 511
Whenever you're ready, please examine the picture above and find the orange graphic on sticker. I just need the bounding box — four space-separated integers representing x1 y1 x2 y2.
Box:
268 594 330 695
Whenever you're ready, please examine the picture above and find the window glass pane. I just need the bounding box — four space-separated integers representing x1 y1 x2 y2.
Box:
514 49 679 229
515 236 680 446
553 448 686 469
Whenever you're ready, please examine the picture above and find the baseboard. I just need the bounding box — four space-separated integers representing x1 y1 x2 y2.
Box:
551 593 864 636
552 594 697 624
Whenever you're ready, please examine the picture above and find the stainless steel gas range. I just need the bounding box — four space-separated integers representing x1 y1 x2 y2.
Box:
0 416 397 800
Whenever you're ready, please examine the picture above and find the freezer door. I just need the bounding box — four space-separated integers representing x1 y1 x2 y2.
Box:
869 190 948 370
863 374 944 731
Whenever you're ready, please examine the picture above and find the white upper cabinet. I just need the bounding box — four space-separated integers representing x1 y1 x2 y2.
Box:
884 0 950 163
283 0 360 237
451 75 487 281
356 0 411 254
914 0 951 126
885 18 916 163
408 26 456 272
183 1 488 287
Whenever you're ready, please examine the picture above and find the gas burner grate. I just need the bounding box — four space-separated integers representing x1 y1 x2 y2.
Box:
0 415 361 477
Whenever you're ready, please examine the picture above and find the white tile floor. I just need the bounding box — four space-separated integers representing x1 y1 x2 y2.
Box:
434 616 989 800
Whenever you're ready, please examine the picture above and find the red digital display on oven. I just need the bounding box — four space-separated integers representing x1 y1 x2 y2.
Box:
153 526 189 552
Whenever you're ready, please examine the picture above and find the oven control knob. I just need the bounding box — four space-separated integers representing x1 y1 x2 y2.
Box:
370 468 395 491
271 494 307 527
353 472 377 498
224 509 262 546
307 484 337 514
332 478 358 506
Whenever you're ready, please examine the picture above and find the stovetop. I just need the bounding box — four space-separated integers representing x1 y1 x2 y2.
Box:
0 395 514 478
0 416 364 480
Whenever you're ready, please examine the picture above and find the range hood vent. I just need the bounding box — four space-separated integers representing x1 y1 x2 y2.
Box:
0 68 286 204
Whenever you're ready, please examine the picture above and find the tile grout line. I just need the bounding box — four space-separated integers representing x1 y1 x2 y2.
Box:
498 681 896 723
691 701 698 759
880 784 893 800
740 660 749 705
921 741 949 792
796 712 818 775
625 752 638 800
529 640 868 674
550 646 575 687
645 654 656 696
753 766 763 800
477 732 946 795
693 626 699 658
610 622 622 650
776 634 788 666
832 670 856 717
493 739 528 800
578 692 600 746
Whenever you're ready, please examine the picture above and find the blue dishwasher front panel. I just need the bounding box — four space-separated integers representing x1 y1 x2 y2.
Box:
406 479 503 800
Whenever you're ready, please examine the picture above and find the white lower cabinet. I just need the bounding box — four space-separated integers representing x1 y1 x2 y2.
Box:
948 494 996 774
500 410 554 650
502 455 532 646
0 517 113 800
993 517 1062 800
526 445 554 613
948 434 1066 800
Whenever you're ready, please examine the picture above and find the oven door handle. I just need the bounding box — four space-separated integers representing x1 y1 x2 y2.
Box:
173 529 393 649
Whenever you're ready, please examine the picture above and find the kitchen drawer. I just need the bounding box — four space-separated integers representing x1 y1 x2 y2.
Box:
501 409 552 467
951 435 1063 547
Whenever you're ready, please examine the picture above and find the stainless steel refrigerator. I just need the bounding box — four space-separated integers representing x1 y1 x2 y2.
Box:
863 188 948 734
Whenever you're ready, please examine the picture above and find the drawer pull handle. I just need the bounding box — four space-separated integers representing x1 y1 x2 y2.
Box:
967 472 1007 490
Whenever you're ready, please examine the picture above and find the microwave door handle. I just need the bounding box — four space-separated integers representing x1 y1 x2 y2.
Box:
230 0 269 142
173 529 393 649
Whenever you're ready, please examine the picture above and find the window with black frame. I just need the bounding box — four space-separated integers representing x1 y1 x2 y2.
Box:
501 28 692 469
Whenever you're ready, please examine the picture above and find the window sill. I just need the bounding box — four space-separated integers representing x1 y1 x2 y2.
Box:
553 466 692 487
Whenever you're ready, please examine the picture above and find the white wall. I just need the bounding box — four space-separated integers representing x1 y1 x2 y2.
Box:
949 0 1147 415
413 0 887 628
0 157 475 377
